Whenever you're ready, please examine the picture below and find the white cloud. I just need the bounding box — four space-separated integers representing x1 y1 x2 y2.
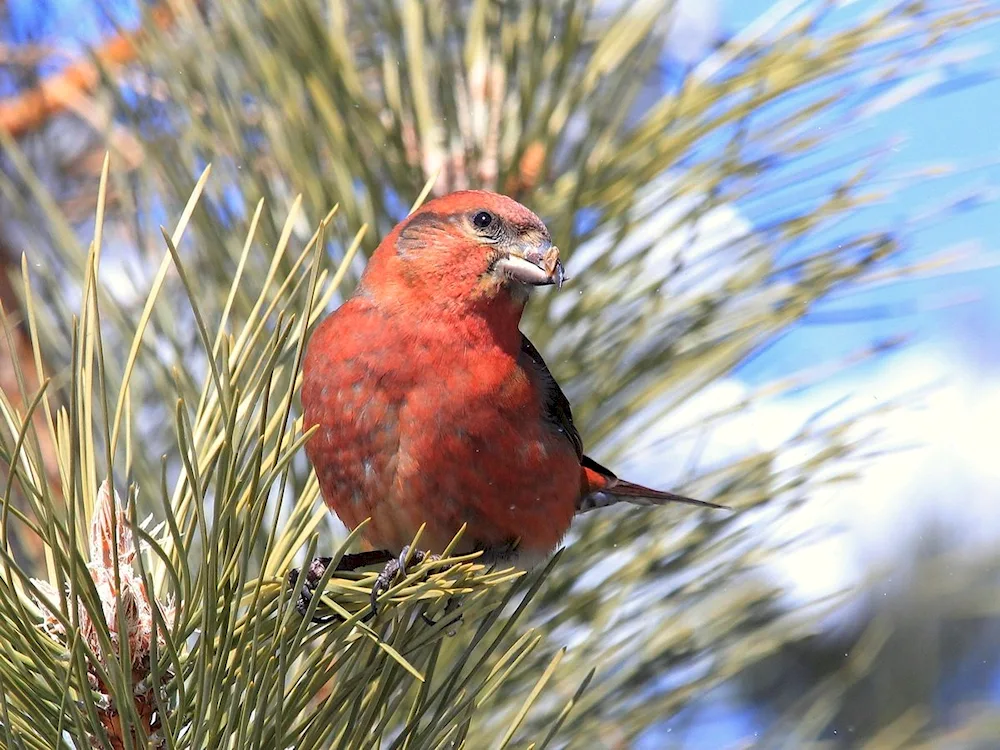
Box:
555 172 753 324
556 160 999 624
594 0 721 65
592 280 1000 622
665 0 721 65
622 340 1000 614
775 344 1000 564
858 70 946 119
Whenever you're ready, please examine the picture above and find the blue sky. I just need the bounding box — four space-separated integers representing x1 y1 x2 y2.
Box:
717 0 1000 385
6 0 997 390
5 3 1000 745
6 0 997 448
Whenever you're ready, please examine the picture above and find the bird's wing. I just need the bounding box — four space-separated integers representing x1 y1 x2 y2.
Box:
518 334 724 514
518 333 584 460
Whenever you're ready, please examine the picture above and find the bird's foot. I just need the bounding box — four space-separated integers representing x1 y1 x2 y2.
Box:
370 546 442 617
287 556 333 619
288 550 394 621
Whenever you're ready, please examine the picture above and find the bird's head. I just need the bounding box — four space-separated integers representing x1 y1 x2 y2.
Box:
358 191 564 315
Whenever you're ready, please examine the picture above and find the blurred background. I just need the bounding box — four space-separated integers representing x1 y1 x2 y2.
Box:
2 0 1000 746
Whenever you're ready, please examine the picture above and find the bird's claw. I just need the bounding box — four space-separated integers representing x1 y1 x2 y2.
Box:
288 550 395 622
288 556 334 619
287 547 447 621
370 546 441 617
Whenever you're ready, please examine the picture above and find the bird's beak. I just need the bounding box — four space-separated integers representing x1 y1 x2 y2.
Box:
495 242 566 289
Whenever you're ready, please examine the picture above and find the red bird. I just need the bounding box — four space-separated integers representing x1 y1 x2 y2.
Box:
300 191 720 608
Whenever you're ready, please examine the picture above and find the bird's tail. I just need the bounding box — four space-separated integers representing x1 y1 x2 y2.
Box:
577 456 725 514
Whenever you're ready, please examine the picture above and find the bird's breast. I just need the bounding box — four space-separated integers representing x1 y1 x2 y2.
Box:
302 309 578 557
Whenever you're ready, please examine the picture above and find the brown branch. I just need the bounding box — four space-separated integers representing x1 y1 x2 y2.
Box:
0 44 63 67
0 4 175 138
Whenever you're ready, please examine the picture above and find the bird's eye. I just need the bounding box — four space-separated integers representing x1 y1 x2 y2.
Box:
472 211 495 229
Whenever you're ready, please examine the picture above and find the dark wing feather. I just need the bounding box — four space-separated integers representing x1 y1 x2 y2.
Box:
519 333 584 460
518 335 726 513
